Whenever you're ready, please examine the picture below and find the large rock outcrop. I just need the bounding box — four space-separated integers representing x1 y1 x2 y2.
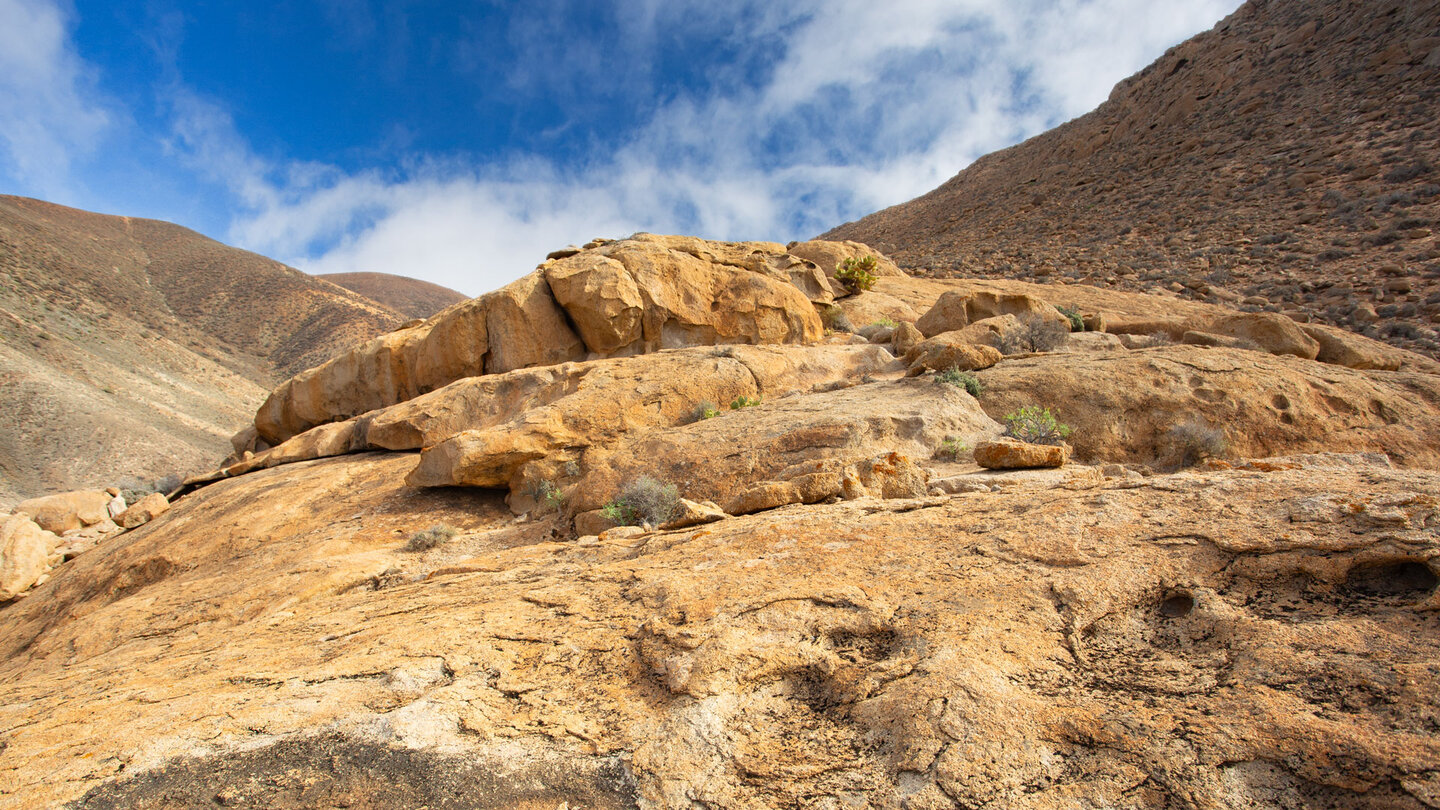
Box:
3 449 1438 808
973 346 1440 468
254 235 841 445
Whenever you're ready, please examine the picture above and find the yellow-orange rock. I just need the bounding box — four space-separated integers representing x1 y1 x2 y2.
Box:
14 490 112 534
975 346 1440 467
0 514 61 600
115 492 171 529
973 438 1071 469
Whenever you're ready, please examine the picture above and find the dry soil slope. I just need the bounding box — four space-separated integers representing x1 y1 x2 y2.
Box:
824 0 1440 358
319 271 468 320
0 195 403 502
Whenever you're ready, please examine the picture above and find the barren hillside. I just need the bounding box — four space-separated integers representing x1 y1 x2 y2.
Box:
824 0 1440 358
0 196 404 501
319 272 468 320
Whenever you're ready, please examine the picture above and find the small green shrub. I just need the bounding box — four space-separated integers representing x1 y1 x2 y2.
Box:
819 304 855 333
602 476 681 527
934 436 970 461
869 317 899 329
528 480 566 514
835 255 879 293
1056 305 1085 332
406 523 457 552
1002 405 1072 446
1167 421 1227 467
730 395 762 410
695 401 722 421
934 367 983 397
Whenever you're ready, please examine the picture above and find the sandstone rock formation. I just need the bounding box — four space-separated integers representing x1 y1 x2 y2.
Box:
115 492 170 530
3 448 1438 808
973 438 1071 469
254 234 836 445
0 514 61 600
824 0 1440 361
14 490 112 535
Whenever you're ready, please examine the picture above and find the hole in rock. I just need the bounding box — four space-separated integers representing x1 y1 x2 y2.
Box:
1158 593 1195 618
1344 560 1437 598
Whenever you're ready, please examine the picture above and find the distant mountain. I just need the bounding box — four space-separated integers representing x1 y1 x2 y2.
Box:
824 0 1440 358
318 272 468 320
0 195 403 502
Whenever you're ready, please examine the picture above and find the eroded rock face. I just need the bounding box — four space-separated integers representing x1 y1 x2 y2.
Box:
115 492 170 529
14 490 111 535
569 379 997 513
0 514 61 600
254 235 857 445
406 345 898 496
974 438 1071 469
974 346 1440 468
2 451 1438 808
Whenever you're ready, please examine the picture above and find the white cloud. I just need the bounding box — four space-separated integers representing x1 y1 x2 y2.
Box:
0 0 110 200
173 0 1241 296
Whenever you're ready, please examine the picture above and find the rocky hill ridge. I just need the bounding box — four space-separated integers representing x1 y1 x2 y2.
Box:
824 0 1440 359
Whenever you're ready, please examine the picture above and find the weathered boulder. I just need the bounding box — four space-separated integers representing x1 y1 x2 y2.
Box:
837 290 921 327
785 239 906 285
569 379 996 514
255 272 587 445
903 332 1004 374
975 346 1440 467
255 235 828 445
916 289 1067 337
15 490 112 534
0 514 62 600
116 493 171 529
890 321 923 357
1300 322 1408 370
1205 312 1320 360
661 499 727 529
402 345 895 494
973 438 1071 469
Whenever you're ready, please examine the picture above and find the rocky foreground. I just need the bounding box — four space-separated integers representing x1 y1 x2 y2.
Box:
3 236 1440 808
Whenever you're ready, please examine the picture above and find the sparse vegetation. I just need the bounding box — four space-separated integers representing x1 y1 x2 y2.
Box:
601 475 681 527
1056 305 1085 332
1167 421 1228 467
527 480 566 514
1003 405 1072 446
405 523 457 552
869 317 899 329
934 367 984 397
695 400 722 421
999 316 1069 354
819 304 855 333
835 255 879 293
934 436 970 461
730 395 762 410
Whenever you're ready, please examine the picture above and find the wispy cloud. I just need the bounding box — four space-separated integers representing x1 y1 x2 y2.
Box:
0 0 111 200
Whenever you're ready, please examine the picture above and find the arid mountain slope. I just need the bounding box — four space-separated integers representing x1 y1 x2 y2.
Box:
824 0 1440 358
319 271 468 320
0 195 403 501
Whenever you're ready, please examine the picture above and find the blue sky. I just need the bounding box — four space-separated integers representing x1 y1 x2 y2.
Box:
2 0 1240 296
